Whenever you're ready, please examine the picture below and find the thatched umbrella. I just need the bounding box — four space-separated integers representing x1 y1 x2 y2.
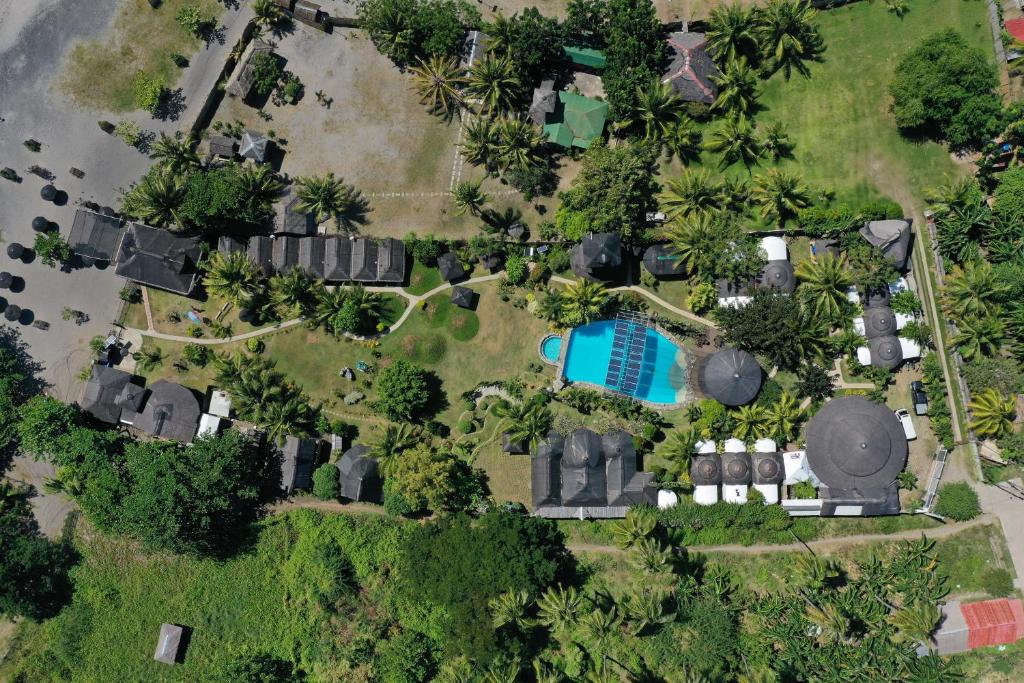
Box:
40 184 57 201
0 272 11 289
5 305 22 322
32 216 49 232
7 243 24 260
238 308 257 323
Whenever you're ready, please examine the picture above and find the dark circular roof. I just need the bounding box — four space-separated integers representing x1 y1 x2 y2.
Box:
702 347 763 406
4 305 21 321
752 452 784 484
690 454 722 485
7 243 24 259
869 335 903 370
40 185 57 201
805 396 907 489
32 216 48 231
863 306 897 339
760 260 795 294
0 272 11 289
722 451 752 485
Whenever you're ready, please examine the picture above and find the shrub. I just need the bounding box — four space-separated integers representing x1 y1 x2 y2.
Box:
998 431 1024 463
796 204 860 237
33 232 72 267
860 199 904 221
791 481 817 500
114 120 142 147
369 360 432 421
249 52 282 97
23 139 41 152
687 281 718 315
456 418 475 434
980 567 1015 597
890 290 922 315
131 71 164 114
934 482 980 521
658 498 793 545
181 343 210 367
188 325 204 338
312 464 340 500
119 285 141 303
504 254 527 285
175 4 207 36
246 337 265 354
98 120 116 134
961 355 1024 396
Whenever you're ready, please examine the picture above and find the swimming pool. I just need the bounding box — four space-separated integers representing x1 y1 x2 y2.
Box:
560 320 686 406
540 335 562 364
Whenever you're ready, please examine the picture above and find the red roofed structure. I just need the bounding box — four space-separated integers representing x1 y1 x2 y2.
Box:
1006 18 1024 44
929 598 1024 655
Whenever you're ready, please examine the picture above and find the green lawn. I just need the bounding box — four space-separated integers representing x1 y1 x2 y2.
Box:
404 260 442 296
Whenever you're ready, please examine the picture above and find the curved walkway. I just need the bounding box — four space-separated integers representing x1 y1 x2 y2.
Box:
549 275 717 329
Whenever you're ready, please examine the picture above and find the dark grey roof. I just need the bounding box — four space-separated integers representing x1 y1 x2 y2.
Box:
217 236 246 256
642 244 686 278
350 239 377 281
280 436 320 493
805 396 908 491
502 432 528 454
819 483 901 517
690 453 722 485
81 365 145 424
860 219 912 271
532 428 657 517
864 285 891 308
663 32 720 105
813 238 840 259
483 252 504 272
570 233 622 282
437 252 465 282
530 79 558 126
758 260 796 294
716 278 751 298
227 40 274 99
323 237 352 281
246 236 275 276
154 623 184 665
272 236 301 274
451 285 474 308
863 305 897 339
114 224 203 295
208 136 236 158
69 209 124 261
298 236 326 279
133 380 200 443
868 335 903 370
721 451 752 485
335 444 382 502
373 239 406 283
752 451 784 485
701 348 763 406
239 131 269 163
276 189 318 236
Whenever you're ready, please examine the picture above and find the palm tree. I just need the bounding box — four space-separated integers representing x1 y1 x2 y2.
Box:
532 660 565 683
621 588 673 636
134 346 164 372
663 116 703 164
657 427 698 476
662 214 719 279
269 268 313 315
537 290 565 322
495 399 552 450
261 390 315 445
968 388 1016 438
370 423 420 465
460 115 501 171
757 0 825 80
706 115 762 171
805 602 852 645
760 120 794 160
752 168 810 227
252 0 285 25
220 358 284 419
628 79 683 142
409 54 466 118
660 170 723 219
732 404 770 442
926 176 980 214
631 537 671 575
561 279 610 325
580 608 622 671
888 601 940 647
942 260 1008 321
952 315 1004 360
885 0 910 18
466 54 521 113
494 116 544 172
795 253 852 321
721 175 751 213
294 173 360 225
536 585 583 633
611 508 657 549
706 3 761 64
149 133 200 175
452 178 489 216
483 658 521 683
237 163 285 210
490 589 534 632
712 59 760 116
765 391 803 443
203 251 262 307
792 552 839 590
121 169 186 228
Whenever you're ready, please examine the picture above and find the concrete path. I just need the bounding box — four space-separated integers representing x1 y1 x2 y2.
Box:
548 275 718 329
975 485 1024 589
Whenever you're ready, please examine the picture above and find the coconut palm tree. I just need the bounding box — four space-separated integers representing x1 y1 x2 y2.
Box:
561 279 610 324
121 169 187 228
663 116 703 164
760 120 795 160
409 54 466 118
269 267 314 315
706 115 762 171
942 260 1008 322
466 54 521 113
628 79 684 142
926 176 981 214
495 400 552 450
795 253 852 321
370 422 420 466
611 508 657 549
261 390 315 445
792 552 840 590
536 585 583 633
580 608 623 671
484 657 521 683
219 357 284 418
134 346 164 372
706 3 761 64
752 168 810 227
805 602 852 645
732 404 770 442
490 589 534 632
765 391 803 443
203 251 262 307
832 328 866 358
888 601 940 647
532 660 565 683
885 0 910 18
294 173 360 225
657 427 698 476
237 163 285 210
721 175 751 213
712 59 760 116
494 116 544 172
461 115 501 171
968 388 1017 438
621 588 673 636
952 315 1004 360
252 0 285 26
452 178 489 216
756 0 825 80
662 214 719 279
149 133 200 175
631 537 671 575
660 170 723 219
537 290 565 322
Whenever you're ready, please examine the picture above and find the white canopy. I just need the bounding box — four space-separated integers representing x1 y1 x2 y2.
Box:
723 484 748 504
724 437 746 453
899 337 921 360
853 312 914 335
846 285 860 304
693 485 719 506
754 438 777 453
657 489 679 509
197 413 221 438
754 483 779 505
694 440 717 454
208 389 232 418
760 236 788 262
856 346 872 365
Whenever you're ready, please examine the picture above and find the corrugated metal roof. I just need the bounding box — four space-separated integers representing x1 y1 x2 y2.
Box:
962 599 1024 650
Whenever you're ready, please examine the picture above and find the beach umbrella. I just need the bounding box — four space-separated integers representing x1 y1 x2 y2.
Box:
5 305 22 322
40 184 57 201
0 272 11 289
32 216 49 232
7 243 24 260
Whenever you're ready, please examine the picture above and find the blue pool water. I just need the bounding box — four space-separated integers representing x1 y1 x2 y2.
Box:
561 320 685 406
540 335 562 363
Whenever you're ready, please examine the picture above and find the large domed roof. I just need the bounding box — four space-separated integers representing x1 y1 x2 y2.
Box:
805 396 907 489
702 348 763 406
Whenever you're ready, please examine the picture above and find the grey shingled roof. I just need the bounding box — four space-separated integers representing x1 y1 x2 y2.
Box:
298 236 326 279
751 451 784 485
690 454 722 486
154 623 185 665
819 483 901 517
502 432 528 454
227 40 274 99
805 396 908 491
863 305 897 339
662 32 720 104
570 233 622 282
530 79 558 126
280 436 320 493
114 224 203 295
133 380 200 443
69 209 124 262
758 260 796 294
323 237 352 281
239 131 269 163
860 219 912 271
272 236 301 274
701 348 763 406
208 135 236 158
721 451 752 485
81 365 145 425
451 285 474 309
335 444 382 503
246 236 276 276
275 190 318 236
437 252 465 282
868 335 903 370
642 244 686 278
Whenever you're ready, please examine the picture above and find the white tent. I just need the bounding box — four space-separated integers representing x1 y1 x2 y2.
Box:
657 490 679 509
782 450 814 485
760 236 788 262
754 483 779 504
754 438 777 453
694 485 719 505
899 337 921 360
197 413 221 439
853 312 914 335
208 390 232 418
724 437 746 453
723 484 748 504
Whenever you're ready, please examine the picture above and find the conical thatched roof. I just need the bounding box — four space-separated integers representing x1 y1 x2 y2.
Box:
701 347 763 406
863 306 897 339
868 335 903 370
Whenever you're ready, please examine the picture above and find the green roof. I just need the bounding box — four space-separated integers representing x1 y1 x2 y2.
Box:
543 122 576 149
542 91 608 149
564 45 607 69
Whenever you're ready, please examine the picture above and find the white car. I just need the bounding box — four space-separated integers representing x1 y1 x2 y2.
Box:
894 409 917 440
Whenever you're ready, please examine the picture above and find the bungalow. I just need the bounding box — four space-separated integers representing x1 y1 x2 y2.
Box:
114 223 204 296
437 252 465 283
662 32 720 105
700 347 763 406
335 444 383 503
756 236 795 294
641 243 686 279
860 219 913 272
124 380 201 444
221 236 406 285
540 91 609 150
570 232 622 283
68 209 124 264
855 335 921 370
451 285 475 309
721 440 751 504
279 435 321 494
239 130 271 164
690 440 721 506
80 365 146 425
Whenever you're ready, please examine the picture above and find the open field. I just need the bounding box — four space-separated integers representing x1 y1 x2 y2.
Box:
58 0 223 112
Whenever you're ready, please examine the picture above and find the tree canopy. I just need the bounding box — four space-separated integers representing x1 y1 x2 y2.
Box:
359 0 481 66
370 360 435 421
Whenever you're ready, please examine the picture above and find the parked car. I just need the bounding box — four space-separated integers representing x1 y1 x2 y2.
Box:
911 381 928 416
894 409 917 440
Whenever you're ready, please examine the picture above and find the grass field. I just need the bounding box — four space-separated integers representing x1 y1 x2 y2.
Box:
58 0 223 113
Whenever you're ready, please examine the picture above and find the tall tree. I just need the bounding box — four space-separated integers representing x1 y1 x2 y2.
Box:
707 115 762 171
794 253 852 321
706 2 761 64
561 278 610 325
752 168 810 226
942 260 1008 321
602 0 666 118
626 79 684 142
660 170 723 219
120 168 187 228
756 0 825 80
712 59 760 116
452 178 489 216
467 54 522 113
149 133 200 176
294 173 363 226
409 54 466 118
968 388 1016 438
203 251 262 307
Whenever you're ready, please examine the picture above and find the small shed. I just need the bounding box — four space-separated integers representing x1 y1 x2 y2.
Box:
208 136 236 159
69 209 124 263
437 252 465 283
570 232 622 283
867 335 903 370
335 444 383 503
153 623 185 665
208 389 232 418
529 79 558 126
239 131 270 163
451 285 475 309
860 219 912 272
564 45 607 69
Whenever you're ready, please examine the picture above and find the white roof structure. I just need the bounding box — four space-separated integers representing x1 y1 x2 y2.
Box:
846 285 860 304
695 439 717 454
754 438 777 453
208 390 231 418
657 489 679 509
723 484 748 504
760 236 788 262
754 483 779 505
724 437 746 453
856 346 872 365
853 312 913 335
197 413 221 438
694 485 719 506
782 450 815 485
899 337 922 360
718 295 752 309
